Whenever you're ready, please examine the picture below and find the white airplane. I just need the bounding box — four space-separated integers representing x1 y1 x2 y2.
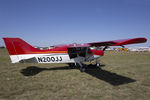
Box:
3 37 147 72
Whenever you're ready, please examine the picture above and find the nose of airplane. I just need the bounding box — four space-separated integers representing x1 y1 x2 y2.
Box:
94 50 104 56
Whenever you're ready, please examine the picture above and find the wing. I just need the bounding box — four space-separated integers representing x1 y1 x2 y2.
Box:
88 37 147 47
54 37 147 48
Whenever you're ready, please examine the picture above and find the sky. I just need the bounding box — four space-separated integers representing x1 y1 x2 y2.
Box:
0 0 150 47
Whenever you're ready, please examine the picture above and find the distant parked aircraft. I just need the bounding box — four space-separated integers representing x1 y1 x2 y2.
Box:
129 47 150 52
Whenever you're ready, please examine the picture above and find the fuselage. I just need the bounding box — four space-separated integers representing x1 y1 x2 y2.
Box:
10 47 104 63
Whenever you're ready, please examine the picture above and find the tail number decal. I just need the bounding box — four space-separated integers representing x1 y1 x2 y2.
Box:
37 56 62 62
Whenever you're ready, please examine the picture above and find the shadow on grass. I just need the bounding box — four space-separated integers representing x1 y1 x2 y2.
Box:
21 65 136 86
86 65 136 86
20 66 70 76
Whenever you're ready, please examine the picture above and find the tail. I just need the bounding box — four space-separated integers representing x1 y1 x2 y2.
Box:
3 38 40 63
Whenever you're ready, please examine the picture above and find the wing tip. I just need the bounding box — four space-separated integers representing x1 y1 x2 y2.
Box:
134 37 147 43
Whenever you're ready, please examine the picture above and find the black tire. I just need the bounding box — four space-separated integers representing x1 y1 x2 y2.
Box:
68 63 76 69
80 67 86 72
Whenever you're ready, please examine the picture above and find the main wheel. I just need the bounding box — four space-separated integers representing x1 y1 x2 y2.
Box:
68 63 76 69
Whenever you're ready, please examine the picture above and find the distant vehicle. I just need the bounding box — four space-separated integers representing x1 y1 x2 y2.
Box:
3 37 147 72
118 48 128 51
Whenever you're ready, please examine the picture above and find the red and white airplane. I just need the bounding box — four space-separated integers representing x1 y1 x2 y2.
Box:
3 37 147 72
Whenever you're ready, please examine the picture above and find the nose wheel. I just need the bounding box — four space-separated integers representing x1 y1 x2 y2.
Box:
96 59 101 67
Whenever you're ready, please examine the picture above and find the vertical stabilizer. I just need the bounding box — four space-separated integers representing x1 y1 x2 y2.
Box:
3 38 40 63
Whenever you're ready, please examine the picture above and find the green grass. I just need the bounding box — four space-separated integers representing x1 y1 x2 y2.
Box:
0 49 150 100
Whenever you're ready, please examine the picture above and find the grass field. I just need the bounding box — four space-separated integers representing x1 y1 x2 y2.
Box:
0 49 150 100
